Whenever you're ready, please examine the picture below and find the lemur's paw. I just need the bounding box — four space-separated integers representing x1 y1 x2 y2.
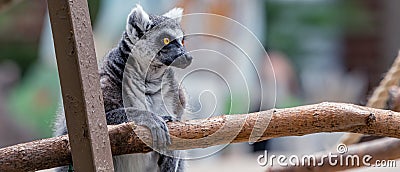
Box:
147 116 171 151
161 115 177 122
126 110 171 152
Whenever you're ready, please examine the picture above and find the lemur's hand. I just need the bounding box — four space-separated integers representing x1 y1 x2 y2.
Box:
161 115 177 123
125 109 171 152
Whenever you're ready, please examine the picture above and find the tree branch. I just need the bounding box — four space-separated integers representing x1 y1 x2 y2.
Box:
1 102 400 171
339 51 400 146
268 86 400 171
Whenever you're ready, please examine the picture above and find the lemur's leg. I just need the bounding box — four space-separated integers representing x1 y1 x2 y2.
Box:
158 153 185 172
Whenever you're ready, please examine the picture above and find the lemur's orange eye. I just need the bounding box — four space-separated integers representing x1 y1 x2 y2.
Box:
163 38 170 45
181 39 185 46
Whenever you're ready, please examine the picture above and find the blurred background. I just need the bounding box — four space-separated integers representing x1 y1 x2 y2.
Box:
0 0 399 171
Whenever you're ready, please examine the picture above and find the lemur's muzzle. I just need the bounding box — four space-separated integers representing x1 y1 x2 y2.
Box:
170 52 192 69
158 42 193 68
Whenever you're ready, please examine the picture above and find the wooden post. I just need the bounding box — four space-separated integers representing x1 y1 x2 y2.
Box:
47 0 114 171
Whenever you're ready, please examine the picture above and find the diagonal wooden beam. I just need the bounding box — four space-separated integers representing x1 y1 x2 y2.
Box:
47 0 114 171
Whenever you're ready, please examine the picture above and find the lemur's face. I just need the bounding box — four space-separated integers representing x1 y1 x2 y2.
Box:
152 22 192 69
125 5 192 69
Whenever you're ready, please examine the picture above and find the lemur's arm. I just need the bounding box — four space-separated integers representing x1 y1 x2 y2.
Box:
105 108 172 150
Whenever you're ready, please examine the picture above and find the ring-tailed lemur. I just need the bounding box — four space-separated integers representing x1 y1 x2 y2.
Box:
53 4 192 172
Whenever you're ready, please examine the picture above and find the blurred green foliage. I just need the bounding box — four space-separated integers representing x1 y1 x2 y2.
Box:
0 1 42 76
0 42 37 75
0 0 101 75
1 0 101 138
88 0 101 25
266 0 371 63
223 94 249 115
7 65 60 137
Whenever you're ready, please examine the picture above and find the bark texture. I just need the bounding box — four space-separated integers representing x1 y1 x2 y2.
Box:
1 102 400 171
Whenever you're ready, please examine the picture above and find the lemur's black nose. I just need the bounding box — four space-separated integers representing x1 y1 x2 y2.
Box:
171 52 192 69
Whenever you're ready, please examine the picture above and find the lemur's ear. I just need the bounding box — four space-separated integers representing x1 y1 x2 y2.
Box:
163 7 183 23
126 4 152 38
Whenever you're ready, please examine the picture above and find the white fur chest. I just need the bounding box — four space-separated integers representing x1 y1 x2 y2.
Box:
144 80 179 117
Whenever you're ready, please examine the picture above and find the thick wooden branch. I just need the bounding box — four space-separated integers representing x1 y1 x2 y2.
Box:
270 86 400 172
339 52 400 146
1 102 400 171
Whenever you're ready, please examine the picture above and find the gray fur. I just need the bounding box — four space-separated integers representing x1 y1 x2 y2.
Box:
53 4 191 172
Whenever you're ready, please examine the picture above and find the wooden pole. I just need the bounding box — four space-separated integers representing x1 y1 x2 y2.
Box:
47 0 114 171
